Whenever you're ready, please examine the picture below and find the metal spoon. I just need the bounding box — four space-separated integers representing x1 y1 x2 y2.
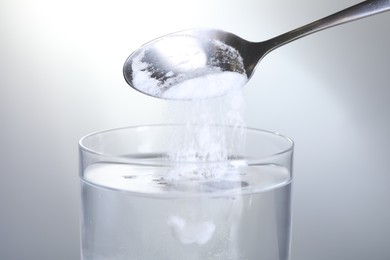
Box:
124 0 390 100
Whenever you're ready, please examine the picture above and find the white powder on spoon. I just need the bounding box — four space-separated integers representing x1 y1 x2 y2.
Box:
131 38 248 100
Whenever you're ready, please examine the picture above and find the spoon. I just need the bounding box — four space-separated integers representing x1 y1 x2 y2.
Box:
124 0 390 100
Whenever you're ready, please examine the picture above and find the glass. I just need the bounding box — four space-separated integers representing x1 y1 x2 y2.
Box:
79 124 294 260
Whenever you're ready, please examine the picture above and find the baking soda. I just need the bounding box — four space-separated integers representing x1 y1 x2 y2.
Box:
131 37 248 99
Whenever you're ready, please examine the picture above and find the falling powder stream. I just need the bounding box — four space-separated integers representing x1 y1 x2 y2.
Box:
163 88 247 246
166 89 246 168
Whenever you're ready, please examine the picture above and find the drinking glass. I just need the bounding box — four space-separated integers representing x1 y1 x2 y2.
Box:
79 124 294 260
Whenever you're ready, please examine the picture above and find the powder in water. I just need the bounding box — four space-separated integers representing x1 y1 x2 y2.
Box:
167 216 216 245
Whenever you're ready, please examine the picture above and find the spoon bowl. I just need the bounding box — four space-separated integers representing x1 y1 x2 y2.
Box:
124 0 390 100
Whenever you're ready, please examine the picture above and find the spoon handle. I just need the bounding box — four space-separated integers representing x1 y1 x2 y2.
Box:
266 0 390 50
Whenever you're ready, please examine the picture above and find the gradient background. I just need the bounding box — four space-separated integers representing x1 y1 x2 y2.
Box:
1 0 389 259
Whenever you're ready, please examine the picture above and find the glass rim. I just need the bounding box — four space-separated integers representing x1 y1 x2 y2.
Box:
79 124 294 165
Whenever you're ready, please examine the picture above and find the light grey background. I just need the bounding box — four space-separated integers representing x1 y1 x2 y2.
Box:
1 0 389 259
